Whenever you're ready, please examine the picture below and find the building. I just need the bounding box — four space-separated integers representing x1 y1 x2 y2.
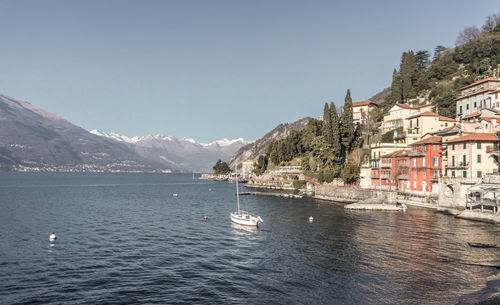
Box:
370 142 407 188
352 100 378 125
456 77 500 118
444 133 500 179
241 160 257 176
381 103 434 134
408 136 442 194
372 150 409 190
405 112 455 144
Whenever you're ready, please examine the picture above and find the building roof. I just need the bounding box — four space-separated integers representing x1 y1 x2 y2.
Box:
406 111 455 122
462 111 481 119
445 133 500 143
410 136 442 146
381 149 409 158
429 125 460 135
396 103 432 109
352 100 377 107
455 88 496 101
460 77 500 90
439 115 456 122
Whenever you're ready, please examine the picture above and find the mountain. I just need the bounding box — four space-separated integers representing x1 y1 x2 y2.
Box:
90 131 250 172
229 117 310 169
0 94 170 172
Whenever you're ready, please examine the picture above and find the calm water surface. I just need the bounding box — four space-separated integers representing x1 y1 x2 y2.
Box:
0 173 498 304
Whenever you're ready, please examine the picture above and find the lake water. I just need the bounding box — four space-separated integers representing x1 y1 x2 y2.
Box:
0 173 498 304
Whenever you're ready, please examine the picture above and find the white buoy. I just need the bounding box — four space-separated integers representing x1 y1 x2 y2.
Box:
309 216 314 222
173 193 178 197
49 232 57 241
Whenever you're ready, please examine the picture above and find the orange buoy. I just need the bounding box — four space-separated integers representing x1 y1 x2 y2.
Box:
203 216 208 220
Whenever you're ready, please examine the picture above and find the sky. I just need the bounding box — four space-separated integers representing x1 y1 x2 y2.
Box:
0 0 499 142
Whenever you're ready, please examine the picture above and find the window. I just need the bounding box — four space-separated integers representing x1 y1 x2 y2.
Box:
452 171 455 177
459 105 463 114
463 143 467 149
463 155 466 164
477 154 481 163
433 157 440 167
414 170 417 179
477 143 481 149
413 181 417 188
452 144 455 150
467 104 469 110
416 119 419 127
413 158 417 166
477 171 482 178
452 156 455 166
414 146 417 152
434 170 439 178
434 145 439 151
423 145 426 152
422 157 426 166
410 120 412 128
423 171 426 179
474 102 477 108
463 171 467 178
389 159 392 164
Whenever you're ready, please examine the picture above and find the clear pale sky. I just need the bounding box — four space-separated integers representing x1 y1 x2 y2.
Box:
0 1 498 142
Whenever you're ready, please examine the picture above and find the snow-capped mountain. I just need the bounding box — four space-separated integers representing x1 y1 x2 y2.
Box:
90 130 251 172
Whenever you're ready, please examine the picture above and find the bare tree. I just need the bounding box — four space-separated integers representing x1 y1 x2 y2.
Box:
482 13 500 33
456 26 481 46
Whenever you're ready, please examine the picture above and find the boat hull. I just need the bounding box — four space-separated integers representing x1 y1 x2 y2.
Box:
230 212 262 227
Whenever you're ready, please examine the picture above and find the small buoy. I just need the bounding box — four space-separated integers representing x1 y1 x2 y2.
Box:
173 193 178 197
309 216 314 222
203 216 208 221
49 232 57 241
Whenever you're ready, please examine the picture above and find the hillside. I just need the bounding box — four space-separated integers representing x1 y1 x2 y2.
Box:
229 118 310 169
0 94 169 172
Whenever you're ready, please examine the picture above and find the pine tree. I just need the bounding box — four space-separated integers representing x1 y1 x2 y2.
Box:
389 68 402 106
340 89 355 159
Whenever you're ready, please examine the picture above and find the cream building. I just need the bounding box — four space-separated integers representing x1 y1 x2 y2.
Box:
241 160 257 175
456 77 500 118
352 100 378 125
382 103 433 134
405 111 456 145
444 133 500 178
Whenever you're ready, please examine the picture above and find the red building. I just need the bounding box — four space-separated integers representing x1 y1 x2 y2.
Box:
408 136 442 194
372 150 409 190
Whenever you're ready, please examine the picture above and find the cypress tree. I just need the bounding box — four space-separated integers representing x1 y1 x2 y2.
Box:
400 51 417 102
330 102 342 176
390 68 403 104
340 89 355 158
322 103 334 145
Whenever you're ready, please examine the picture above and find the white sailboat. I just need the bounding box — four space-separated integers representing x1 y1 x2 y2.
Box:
230 166 263 227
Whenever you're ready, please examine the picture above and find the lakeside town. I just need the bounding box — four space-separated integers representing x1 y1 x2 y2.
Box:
206 76 500 224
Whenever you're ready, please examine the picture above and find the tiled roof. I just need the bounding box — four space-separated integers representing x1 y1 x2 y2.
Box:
439 115 456 122
396 103 432 109
462 111 481 119
460 77 500 90
455 88 496 101
446 133 500 143
381 150 409 158
352 100 376 107
410 136 442 146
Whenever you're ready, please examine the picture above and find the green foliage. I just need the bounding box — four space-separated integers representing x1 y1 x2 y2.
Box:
340 161 360 184
253 155 268 176
318 168 335 183
381 130 395 143
292 180 307 189
428 84 459 118
340 89 355 158
213 159 231 174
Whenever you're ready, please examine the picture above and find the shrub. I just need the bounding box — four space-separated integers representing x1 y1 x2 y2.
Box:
293 180 307 189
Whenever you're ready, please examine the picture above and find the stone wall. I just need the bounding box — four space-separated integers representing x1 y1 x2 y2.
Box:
438 177 481 208
314 185 397 203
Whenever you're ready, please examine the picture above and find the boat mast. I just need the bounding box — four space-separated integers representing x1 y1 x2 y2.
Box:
235 165 240 213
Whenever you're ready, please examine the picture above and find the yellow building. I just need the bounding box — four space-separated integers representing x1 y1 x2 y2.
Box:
405 111 456 144
241 160 257 175
382 103 434 134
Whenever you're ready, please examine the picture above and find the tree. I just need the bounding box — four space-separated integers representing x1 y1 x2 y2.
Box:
322 103 334 145
330 102 342 175
340 89 355 158
213 159 231 174
340 161 360 184
433 45 448 60
456 26 481 46
400 51 417 102
415 50 430 72
253 155 268 176
482 13 500 33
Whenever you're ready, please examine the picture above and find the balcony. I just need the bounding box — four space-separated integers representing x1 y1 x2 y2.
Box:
398 175 409 180
380 175 390 179
445 162 469 169
380 163 392 168
408 150 426 157
430 176 440 182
